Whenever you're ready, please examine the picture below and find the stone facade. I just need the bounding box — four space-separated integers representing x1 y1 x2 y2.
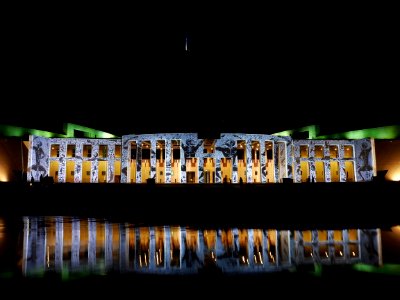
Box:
27 134 375 184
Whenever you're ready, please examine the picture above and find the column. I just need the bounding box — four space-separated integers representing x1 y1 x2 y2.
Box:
55 217 63 272
27 217 38 273
136 142 142 183
105 222 113 270
107 144 115 183
339 161 347 182
286 140 293 180
215 158 222 183
198 157 205 183
248 229 254 267
232 145 238 183
134 227 140 269
22 217 29 275
165 140 172 183
180 141 186 183
324 146 331 182
91 144 99 183
59 141 67 183
198 230 205 263
311 230 320 263
150 142 156 180
294 231 304 264
180 227 186 268
246 140 252 183
262 229 268 268
279 231 290 265
121 139 130 183
74 143 83 183
278 142 287 181
119 224 128 271
293 144 302 183
164 227 171 269
37 221 46 269
274 230 280 266
88 219 96 268
149 227 156 269
71 218 80 270
343 229 350 261
360 229 381 265
328 230 335 264
274 142 280 183
260 141 266 183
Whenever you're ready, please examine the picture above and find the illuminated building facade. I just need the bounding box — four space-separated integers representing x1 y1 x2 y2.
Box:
1 124 399 183
26 133 375 184
22 216 381 276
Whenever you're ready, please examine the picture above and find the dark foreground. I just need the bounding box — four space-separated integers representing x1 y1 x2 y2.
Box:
1 181 399 229
1 267 399 297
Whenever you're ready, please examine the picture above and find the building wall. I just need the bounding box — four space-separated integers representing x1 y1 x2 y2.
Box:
121 133 291 184
292 139 374 183
27 135 121 183
27 134 374 184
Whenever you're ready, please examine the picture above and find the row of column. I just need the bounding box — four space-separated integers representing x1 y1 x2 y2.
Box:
49 142 121 183
123 139 288 184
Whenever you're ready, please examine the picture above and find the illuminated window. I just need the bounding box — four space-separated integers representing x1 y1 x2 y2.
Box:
115 145 121 158
67 144 76 158
50 144 60 157
314 145 324 158
344 145 354 158
300 145 309 158
99 145 108 158
329 146 338 158
348 229 358 241
83 145 92 158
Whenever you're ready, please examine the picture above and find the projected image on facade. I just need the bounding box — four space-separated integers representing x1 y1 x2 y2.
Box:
26 133 375 184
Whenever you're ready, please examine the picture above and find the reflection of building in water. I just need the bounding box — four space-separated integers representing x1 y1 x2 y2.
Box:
22 217 382 276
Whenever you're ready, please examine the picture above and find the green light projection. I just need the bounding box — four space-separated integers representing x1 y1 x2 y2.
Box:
316 125 400 140
0 124 65 138
273 125 320 139
63 123 118 138
1 123 118 139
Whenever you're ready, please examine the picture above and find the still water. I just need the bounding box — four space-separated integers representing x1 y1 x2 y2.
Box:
0 216 399 279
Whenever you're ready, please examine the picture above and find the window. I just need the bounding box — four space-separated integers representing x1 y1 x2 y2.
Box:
314 145 324 158
67 145 76 158
99 145 108 158
50 145 60 157
115 145 121 158
344 145 354 158
300 145 309 158
83 145 92 158
329 145 338 158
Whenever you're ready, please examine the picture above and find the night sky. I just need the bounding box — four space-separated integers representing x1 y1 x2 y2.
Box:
2 4 398 136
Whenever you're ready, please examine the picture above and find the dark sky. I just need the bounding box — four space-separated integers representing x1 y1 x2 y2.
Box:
2 4 398 136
